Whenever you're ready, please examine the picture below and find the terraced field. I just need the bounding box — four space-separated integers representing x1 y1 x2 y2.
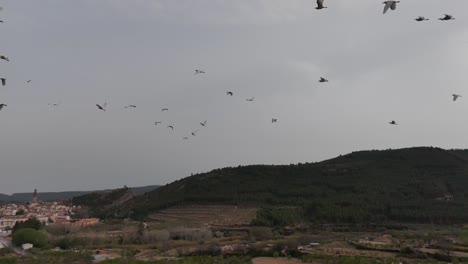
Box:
148 205 257 226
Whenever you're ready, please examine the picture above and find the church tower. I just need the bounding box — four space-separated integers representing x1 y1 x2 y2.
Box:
32 189 38 203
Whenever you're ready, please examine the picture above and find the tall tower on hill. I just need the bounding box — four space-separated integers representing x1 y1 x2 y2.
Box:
32 189 38 203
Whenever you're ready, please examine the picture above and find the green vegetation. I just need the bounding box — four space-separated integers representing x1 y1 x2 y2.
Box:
12 228 48 248
12 218 43 234
72 187 133 218
100 256 251 264
301 254 399 264
0 252 93 264
0 258 17 264
251 207 303 227
107 147 468 224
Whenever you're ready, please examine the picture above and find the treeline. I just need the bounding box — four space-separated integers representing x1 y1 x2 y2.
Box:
105 147 468 224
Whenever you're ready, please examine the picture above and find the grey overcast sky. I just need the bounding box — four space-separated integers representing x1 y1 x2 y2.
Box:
0 0 467 194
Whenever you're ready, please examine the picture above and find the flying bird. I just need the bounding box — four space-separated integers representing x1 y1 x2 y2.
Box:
0 55 9 62
439 14 455 21
124 105 136 108
27 80 31 83
389 120 398 125
155 121 162 126
0 104 7 111
168 125 174 130
96 103 107 111
48 102 60 107
191 130 198 136
183 137 189 140
316 0 327 10
415 16 429 22
383 1 399 14
200 121 207 127
162 108 169 112
272 118 278 123
194 70 205 74
227 91 233 96
246 97 255 102
319 77 328 83
453 94 462 101
0 20 3 23
0 78 5 86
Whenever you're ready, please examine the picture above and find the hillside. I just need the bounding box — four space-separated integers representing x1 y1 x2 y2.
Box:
0 185 160 203
116 147 468 224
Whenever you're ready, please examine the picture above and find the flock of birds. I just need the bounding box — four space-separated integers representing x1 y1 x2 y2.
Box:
315 0 462 127
0 2 464 139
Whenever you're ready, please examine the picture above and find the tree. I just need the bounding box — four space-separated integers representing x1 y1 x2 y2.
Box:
12 217 43 234
12 228 48 248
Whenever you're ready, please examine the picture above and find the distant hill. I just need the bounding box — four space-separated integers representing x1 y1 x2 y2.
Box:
0 185 160 203
111 147 468 224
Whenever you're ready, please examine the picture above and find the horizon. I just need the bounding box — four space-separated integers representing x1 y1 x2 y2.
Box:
1 1 468 193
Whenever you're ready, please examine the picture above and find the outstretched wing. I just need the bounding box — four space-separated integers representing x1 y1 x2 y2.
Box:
317 0 324 8
383 1 392 14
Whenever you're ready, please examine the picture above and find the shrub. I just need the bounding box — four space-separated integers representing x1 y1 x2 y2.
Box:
12 218 43 234
249 227 273 242
12 228 48 248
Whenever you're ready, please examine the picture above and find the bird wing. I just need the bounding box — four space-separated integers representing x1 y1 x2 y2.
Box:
317 0 323 8
0 105 3 111
383 1 392 14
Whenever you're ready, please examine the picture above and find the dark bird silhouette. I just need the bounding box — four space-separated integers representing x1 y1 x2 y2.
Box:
155 121 162 126
27 80 31 83
415 16 429 22
389 120 398 125
194 70 205 74
383 1 399 14
319 77 328 83
96 103 107 111
439 14 455 21
316 0 327 10
0 20 3 23
246 97 255 102
0 78 5 86
183 137 189 140
272 118 278 123
48 102 60 107
200 121 207 127
227 91 233 96
162 108 169 112
453 94 462 101
0 55 9 62
124 105 136 108
0 104 7 111
191 130 198 136
168 125 174 130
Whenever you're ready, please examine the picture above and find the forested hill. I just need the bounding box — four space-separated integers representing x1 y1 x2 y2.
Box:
118 147 468 224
